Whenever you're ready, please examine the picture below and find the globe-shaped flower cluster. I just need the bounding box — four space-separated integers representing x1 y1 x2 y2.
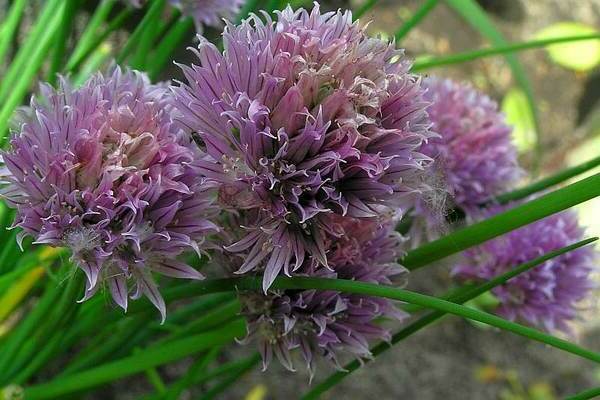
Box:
420 77 522 210
172 5 435 292
0 67 218 321
452 205 596 332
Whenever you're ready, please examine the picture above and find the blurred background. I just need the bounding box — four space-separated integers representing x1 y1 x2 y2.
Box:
2 0 600 399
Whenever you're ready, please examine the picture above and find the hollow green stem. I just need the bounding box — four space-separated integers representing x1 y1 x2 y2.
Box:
401 172 600 270
2 270 82 382
67 8 134 73
0 0 63 100
139 354 261 400
0 281 61 382
68 0 116 67
116 275 600 367
495 154 600 205
394 0 438 42
302 237 598 399
445 0 541 171
0 0 27 67
566 386 600 400
131 0 167 69
162 346 222 400
0 0 65 141
148 17 194 80
158 300 241 345
60 314 151 376
199 355 259 400
117 0 167 65
48 0 80 85
60 293 234 376
353 0 378 20
413 33 600 71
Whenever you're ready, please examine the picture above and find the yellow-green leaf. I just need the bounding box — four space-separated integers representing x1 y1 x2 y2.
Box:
502 88 536 153
536 22 600 71
0 267 45 322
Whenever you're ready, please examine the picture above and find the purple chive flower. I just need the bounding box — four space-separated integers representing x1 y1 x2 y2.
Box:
236 216 407 374
0 67 218 321
452 206 596 332
420 77 521 210
172 5 434 291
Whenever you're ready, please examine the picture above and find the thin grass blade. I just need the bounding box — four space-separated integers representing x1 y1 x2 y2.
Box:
126 276 600 366
566 386 600 400
412 33 600 71
353 0 378 20
0 0 27 66
394 0 438 42
401 172 600 270
23 320 246 400
495 154 600 204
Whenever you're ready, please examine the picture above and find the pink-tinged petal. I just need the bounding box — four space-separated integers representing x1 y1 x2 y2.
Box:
108 274 129 311
273 342 295 372
151 259 204 280
270 86 306 133
237 217 408 373
262 243 291 292
137 270 167 324
167 4 437 372
78 260 99 294
223 229 263 252
234 239 270 275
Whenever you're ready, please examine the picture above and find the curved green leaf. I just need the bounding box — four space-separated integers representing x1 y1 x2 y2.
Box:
0 0 27 67
123 276 600 366
402 172 600 270
411 33 600 71
566 385 600 400
495 155 600 205
394 0 439 42
353 0 379 20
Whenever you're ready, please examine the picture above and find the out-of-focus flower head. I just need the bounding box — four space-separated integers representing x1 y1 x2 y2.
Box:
0 66 218 321
235 216 407 375
170 0 244 29
125 0 244 30
452 205 596 332
172 4 434 291
420 77 521 212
